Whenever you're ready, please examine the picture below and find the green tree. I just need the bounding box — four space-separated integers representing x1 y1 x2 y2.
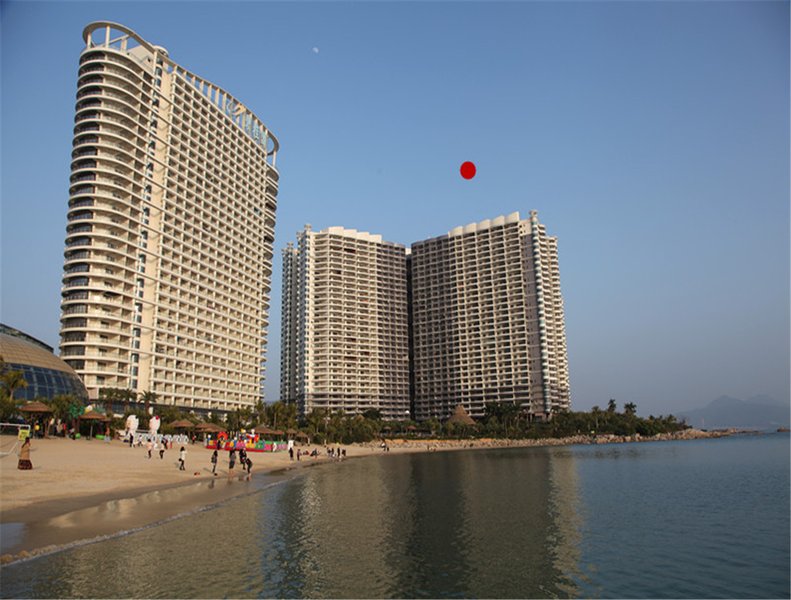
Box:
624 402 637 416
98 387 121 415
607 399 617 413
238 406 253 429
590 405 602 432
0 360 28 405
48 394 77 422
305 408 327 444
139 390 157 415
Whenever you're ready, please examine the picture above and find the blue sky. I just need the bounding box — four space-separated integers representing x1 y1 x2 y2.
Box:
1 1 788 416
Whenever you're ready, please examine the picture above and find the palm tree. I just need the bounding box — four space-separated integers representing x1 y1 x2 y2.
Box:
607 399 617 413
283 402 298 430
270 401 287 430
624 402 637 416
48 394 76 422
591 405 601 432
238 406 253 429
98 387 120 415
139 390 157 415
1 368 28 404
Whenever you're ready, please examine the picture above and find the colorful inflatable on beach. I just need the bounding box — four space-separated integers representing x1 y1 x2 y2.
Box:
208 432 287 452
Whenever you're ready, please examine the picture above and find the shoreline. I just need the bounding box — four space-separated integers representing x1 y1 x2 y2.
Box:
0 428 749 564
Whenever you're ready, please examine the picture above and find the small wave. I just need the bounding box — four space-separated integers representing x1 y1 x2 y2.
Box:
0 477 290 568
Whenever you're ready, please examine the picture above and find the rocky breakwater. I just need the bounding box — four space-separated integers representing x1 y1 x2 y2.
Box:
363 428 741 453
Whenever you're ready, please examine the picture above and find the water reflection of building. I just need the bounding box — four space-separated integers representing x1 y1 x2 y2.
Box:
277 458 416 597
452 447 582 598
274 449 583 598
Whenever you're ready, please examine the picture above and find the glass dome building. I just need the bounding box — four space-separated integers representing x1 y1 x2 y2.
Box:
0 324 88 402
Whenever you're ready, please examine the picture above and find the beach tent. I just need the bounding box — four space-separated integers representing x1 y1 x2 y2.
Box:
252 425 277 436
20 401 53 437
194 422 224 433
80 410 109 439
19 400 52 414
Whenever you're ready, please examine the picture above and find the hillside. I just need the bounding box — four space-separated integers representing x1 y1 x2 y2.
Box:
678 395 789 430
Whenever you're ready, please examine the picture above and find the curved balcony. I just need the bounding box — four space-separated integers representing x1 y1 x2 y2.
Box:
73 134 99 147
79 51 106 64
73 124 100 136
77 74 104 87
75 111 100 123
71 148 98 161
63 254 91 270
76 87 102 100
76 99 102 111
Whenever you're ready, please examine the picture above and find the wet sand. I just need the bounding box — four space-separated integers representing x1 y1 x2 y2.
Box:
0 436 422 561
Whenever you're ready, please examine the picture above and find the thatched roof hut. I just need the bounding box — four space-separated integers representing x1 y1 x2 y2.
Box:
447 404 476 426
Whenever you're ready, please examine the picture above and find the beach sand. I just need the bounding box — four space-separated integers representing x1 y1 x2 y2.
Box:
0 429 733 563
0 436 425 561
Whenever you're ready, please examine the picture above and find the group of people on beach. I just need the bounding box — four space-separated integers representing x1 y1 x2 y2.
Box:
138 438 187 470
209 447 252 477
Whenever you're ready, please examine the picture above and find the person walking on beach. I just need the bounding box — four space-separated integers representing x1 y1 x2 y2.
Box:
228 448 236 478
288 446 294 461
146 439 153 459
159 442 166 460
211 449 218 475
245 456 252 475
17 437 32 470
178 446 186 471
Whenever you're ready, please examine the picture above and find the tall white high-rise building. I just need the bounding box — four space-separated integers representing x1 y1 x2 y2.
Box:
280 226 410 420
59 22 280 412
410 211 570 421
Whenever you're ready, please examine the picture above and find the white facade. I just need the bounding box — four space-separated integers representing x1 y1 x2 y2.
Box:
281 226 410 420
59 22 280 412
410 211 570 421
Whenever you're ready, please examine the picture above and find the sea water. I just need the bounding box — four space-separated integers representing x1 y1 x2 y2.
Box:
1 433 788 599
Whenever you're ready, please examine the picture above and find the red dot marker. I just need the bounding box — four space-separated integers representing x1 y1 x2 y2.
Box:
460 161 476 180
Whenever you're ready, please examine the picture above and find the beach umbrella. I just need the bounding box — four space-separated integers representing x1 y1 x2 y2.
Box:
170 419 195 429
252 425 276 436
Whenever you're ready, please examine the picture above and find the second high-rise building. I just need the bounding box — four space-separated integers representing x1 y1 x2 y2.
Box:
281 226 410 420
411 211 570 422
281 211 570 422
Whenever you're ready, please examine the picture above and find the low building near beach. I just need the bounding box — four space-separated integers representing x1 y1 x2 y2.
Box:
0 324 88 402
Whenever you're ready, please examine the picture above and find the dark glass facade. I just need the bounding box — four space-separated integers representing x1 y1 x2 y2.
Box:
5 362 89 403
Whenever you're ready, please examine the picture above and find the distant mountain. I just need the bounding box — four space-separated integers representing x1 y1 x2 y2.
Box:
678 395 790 430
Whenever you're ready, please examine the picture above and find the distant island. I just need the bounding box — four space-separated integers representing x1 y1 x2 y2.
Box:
678 395 790 431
